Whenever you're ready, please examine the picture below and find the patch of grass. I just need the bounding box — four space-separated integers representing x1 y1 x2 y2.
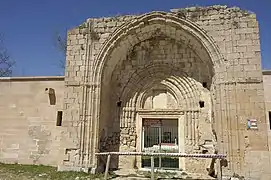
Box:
0 163 103 180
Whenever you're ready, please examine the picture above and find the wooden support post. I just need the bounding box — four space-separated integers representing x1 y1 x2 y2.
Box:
217 159 222 180
151 156 155 180
158 127 162 169
208 157 216 177
104 154 111 180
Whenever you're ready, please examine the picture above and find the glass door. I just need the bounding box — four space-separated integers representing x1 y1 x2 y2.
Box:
141 119 179 169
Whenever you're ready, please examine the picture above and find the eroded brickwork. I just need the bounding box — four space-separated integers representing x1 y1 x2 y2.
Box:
0 4 266 180
263 71 271 151
59 5 270 179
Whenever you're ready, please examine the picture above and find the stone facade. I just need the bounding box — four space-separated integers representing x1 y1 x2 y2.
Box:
263 71 271 151
0 76 65 166
0 5 271 180
61 5 269 179
0 72 270 178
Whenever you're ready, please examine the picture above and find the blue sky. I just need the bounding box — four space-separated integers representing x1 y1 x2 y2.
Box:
0 0 270 76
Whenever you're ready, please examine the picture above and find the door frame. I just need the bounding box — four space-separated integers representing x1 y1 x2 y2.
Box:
136 109 185 170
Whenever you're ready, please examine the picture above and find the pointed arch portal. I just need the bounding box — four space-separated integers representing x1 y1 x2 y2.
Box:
86 11 225 173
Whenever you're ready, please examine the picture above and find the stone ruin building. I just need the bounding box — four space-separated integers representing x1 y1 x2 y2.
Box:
0 5 271 180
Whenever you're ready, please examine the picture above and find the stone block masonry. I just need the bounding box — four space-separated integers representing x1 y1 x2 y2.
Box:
0 4 268 180
0 76 65 166
59 5 271 179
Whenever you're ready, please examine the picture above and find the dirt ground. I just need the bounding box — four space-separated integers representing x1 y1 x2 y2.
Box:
0 163 215 180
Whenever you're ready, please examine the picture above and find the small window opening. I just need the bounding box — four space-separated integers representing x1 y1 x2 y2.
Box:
117 101 122 107
48 88 56 105
199 101 205 108
269 111 271 130
202 82 207 88
56 111 63 126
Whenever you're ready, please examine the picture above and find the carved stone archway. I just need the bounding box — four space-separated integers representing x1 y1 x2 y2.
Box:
88 11 225 173
59 7 271 179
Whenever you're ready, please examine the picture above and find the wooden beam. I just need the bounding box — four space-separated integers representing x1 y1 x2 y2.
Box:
151 156 155 180
104 154 111 180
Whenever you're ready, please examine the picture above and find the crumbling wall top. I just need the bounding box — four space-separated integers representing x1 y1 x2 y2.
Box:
170 5 256 19
171 5 254 14
69 5 257 34
83 5 255 22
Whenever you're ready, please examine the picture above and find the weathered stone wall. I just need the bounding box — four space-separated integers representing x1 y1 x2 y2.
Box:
61 5 269 179
60 14 139 171
0 70 267 178
171 6 268 178
0 77 65 166
263 72 271 180
263 71 271 150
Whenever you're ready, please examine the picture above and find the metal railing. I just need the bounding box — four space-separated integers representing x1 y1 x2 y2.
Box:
95 152 226 180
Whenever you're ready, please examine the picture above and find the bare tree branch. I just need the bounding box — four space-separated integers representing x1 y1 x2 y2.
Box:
53 31 67 70
0 35 15 77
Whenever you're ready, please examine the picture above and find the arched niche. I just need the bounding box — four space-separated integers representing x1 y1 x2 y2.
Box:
92 11 224 173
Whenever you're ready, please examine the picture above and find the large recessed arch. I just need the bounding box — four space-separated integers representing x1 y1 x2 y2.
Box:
91 11 224 172
92 11 224 85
